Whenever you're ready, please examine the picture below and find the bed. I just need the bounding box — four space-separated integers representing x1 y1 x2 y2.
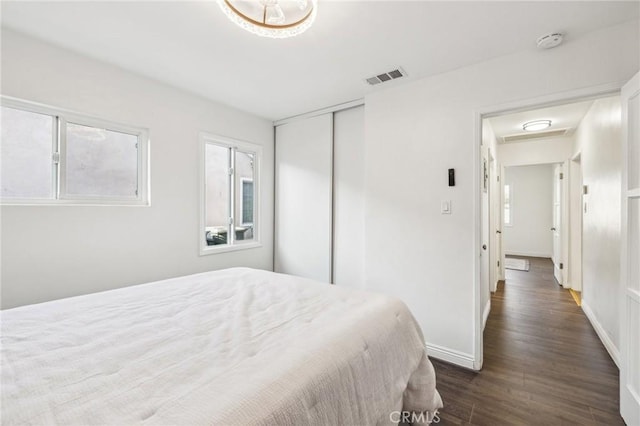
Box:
1 268 442 425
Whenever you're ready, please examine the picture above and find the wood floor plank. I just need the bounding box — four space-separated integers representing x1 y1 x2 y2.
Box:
431 257 624 426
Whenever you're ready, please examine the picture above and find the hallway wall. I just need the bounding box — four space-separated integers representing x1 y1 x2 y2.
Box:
498 136 573 167
572 95 622 365
503 164 554 257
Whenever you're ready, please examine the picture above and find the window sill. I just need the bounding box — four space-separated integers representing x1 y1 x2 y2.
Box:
200 241 262 256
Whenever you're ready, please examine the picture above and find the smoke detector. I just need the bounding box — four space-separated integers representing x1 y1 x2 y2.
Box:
537 33 563 49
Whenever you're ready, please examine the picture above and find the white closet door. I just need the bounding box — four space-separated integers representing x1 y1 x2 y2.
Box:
333 106 365 289
620 71 640 426
275 113 333 282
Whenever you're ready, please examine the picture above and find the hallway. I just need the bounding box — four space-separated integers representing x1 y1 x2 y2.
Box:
432 257 623 425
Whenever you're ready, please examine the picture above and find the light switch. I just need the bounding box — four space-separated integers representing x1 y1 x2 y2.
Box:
441 200 451 214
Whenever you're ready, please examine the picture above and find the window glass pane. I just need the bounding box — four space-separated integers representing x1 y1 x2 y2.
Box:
1 106 54 199
242 180 254 224
504 184 511 225
236 150 255 241
205 144 230 246
65 123 138 197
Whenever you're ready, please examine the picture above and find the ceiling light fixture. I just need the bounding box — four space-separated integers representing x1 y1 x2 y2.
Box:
523 120 552 132
218 0 317 38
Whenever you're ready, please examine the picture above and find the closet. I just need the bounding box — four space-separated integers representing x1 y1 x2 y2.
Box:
274 105 365 288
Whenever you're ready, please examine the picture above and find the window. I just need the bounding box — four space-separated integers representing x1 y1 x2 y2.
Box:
504 184 512 226
1 97 148 205
200 133 260 254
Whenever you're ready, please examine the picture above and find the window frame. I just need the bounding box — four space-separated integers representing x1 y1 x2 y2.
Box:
199 132 261 256
1 96 149 206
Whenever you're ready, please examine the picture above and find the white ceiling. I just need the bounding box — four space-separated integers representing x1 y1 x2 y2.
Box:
487 99 596 143
1 1 638 121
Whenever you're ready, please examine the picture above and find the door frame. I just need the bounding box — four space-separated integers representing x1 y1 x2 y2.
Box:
569 152 584 292
472 81 624 370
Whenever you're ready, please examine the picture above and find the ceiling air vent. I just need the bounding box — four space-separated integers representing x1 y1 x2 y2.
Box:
365 68 406 86
502 128 569 143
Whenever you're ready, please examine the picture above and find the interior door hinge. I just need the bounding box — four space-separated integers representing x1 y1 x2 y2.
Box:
52 152 60 164
229 217 234 225
229 167 234 176
560 263 564 270
497 260 500 267
559 172 564 180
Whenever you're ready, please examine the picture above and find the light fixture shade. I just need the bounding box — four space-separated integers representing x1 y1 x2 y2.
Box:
523 120 552 132
218 0 317 38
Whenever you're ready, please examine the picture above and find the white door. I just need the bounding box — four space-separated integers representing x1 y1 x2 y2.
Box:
481 154 490 305
489 158 502 292
552 164 563 284
620 71 640 425
333 106 365 288
486 153 501 292
498 165 506 283
274 113 333 282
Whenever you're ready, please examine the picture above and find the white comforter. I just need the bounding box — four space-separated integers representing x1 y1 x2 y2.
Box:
1 268 442 425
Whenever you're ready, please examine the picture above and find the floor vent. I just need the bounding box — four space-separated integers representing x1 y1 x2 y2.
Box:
365 68 406 85
502 128 569 143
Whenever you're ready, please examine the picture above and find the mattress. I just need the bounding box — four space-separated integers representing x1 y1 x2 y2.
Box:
1 268 442 425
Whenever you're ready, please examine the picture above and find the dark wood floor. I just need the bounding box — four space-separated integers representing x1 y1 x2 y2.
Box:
431 257 624 425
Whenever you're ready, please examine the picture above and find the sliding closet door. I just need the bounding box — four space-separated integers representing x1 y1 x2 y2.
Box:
275 113 333 282
333 106 365 288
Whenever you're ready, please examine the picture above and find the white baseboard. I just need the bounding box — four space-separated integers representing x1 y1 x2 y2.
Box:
426 343 475 370
581 300 620 368
482 299 491 330
505 251 552 258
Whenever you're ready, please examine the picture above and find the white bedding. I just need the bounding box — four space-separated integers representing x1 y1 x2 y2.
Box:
1 268 442 425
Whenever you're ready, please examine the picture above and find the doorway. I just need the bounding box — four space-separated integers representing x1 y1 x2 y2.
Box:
475 89 622 369
477 86 632 419
501 163 557 270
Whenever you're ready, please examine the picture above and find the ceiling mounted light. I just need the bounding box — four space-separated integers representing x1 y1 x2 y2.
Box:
523 120 552 132
218 0 317 38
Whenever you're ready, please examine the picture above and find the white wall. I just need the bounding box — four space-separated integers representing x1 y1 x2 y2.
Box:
498 136 574 167
503 165 554 258
363 20 638 367
0 29 275 309
333 106 366 289
573 96 622 362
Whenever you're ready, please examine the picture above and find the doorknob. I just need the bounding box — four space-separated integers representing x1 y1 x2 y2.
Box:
551 227 556 231
482 245 487 250
496 230 502 234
